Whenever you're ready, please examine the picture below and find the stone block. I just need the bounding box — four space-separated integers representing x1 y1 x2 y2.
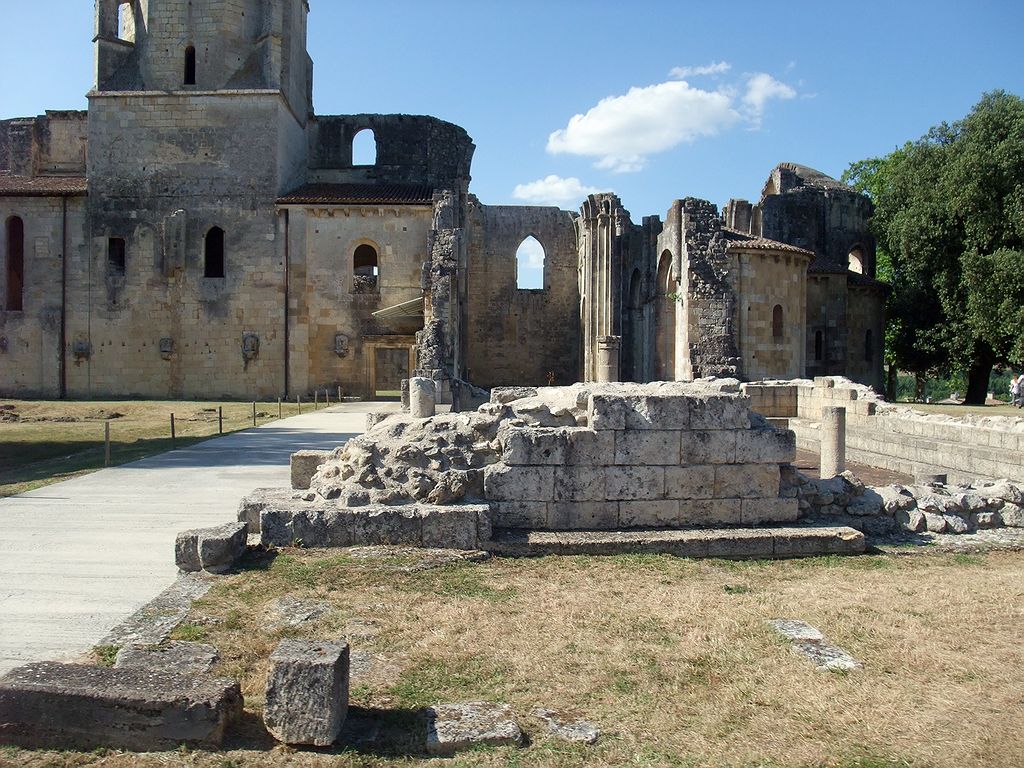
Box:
588 393 627 431
176 521 247 573
533 708 600 744
490 501 549 529
624 395 690 430
713 464 780 499
409 377 437 419
420 505 487 550
554 466 607 502
484 465 554 502
664 465 716 500
565 429 615 465
350 507 423 546
548 501 619 530
619 500 679 528
290 508 352 548
688 395 751 430
290 450 332 490
604 466 664 501
735 428 796 464
680 431 737 465
706 529 774 559
425 702 523 756
740 498 800 525
501 427 567 466
114 642 219 676
614 430 680 465
678 499 742 526
264 639 349 747
237 487 295 533
1000 502 1024 527
0 662 242 751
923 511 947 533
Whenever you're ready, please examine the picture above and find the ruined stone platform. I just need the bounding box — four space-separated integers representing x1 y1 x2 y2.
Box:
484 525 865 559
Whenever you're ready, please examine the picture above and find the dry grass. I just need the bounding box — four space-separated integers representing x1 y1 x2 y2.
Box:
903 401 1023 418
5 549 1023 767
0 399 307 497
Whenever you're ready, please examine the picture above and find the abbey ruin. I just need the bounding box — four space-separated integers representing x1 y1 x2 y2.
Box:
0 0 886 401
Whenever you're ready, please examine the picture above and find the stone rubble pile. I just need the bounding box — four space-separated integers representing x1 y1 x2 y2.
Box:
785 469 1024 535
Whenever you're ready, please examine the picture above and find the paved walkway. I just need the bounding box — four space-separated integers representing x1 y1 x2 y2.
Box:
0 403 382 675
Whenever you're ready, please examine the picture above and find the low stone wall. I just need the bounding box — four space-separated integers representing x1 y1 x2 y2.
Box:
744 378 1024 485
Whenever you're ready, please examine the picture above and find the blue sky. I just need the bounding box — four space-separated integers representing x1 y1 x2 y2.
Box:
2 1 1023 221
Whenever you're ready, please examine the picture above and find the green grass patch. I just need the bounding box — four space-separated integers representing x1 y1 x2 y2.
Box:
91 644 120 668
390 655 510 710
170 622 209 642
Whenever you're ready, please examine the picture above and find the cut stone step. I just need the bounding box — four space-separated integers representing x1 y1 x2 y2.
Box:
484 525 864 559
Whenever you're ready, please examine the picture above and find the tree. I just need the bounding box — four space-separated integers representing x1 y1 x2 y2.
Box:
843 91 1024 404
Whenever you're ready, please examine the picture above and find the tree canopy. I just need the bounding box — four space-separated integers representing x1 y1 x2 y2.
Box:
843 91 1024 403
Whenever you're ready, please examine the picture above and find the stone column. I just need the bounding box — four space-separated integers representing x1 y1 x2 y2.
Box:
596 336 621 383
409 377 437 419
820 406 846 478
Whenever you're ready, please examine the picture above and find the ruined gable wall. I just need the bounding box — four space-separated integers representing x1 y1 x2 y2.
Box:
463 203 579 388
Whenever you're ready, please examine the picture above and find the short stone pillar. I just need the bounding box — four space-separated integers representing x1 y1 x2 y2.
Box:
409 376 437 418
596 336 621 383
820 406 846 479
263 639 349 747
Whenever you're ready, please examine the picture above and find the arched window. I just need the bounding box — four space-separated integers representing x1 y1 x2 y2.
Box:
865 329 874 363
184 46 197 86
814 330 824 361
848 246 865 274
628 268 642 309
515 235 544 290
204 227 225 278
5 217 24 311
107 237 126 277
772 304 784 340
654 250 676 381
353 243 379 293
352 129 377 166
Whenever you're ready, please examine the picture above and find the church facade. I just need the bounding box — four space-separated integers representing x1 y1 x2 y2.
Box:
0 0 885 401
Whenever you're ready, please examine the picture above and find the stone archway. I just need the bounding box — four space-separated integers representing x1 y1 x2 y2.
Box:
654 251 676 381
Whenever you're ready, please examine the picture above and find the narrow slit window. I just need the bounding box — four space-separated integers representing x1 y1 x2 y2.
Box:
107 237 126 277
865 329 874 363
515 236 545 290
204 227 225 278
352 129 377 166
814 330 824 361
353 243 378 293
772 304 784 340
184 46 197 86
6 217 24 311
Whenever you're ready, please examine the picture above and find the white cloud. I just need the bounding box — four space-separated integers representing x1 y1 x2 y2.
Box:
512 175 607 206
742 73 797 124
669 61 731 79
546 70 797 173
516 237 546 269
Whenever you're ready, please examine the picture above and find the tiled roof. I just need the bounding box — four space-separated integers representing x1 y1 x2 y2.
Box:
0 175 87 197
807 257 849 274
277 183 435 206
848 271 889 290
722 228 815 257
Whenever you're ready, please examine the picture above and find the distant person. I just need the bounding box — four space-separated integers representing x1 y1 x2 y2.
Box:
1013 373 1024 408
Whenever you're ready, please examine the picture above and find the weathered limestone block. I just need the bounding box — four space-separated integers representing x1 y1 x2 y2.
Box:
713 464 780 499
680 431 737 465
548 501 619 529
238 487 300 533
605 466 665 501
664 465 716 500
876 486 917 515
943 514 969 534
588 394 626 431
491 386 538 404
425 702 523 756
846 490 884 517
564 429 615 465
980 480 1023 505
740 498 799 525
894 507 926 532
678 499 742 526
264 639 349 747
490 501 549 529
349 507 423 546
923 512 947 533
735 428 796 464
614 430 681 465
501 427 567 466
291 450 332 490
484 465 555 502
0 662 242 751
554 466 607 502
175 522 247 573
1000 502 1024 528
688 395 751 430
533 708 600 744
114 642 219 676
619 500 679 528
421 505 489 550
623 395 690 431
409 377 437 419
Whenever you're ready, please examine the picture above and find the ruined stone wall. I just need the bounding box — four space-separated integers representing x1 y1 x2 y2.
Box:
0 197 88 397
805 273 847 380
464 203 579 388
844 286 885 391
736 249 808 380
285 204 432 398
0 113 88 177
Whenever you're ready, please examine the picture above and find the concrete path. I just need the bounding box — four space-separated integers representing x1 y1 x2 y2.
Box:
0 402 383 675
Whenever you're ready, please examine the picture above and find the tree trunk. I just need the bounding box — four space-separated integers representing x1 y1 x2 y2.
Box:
964 342 995 405
886 364 897 402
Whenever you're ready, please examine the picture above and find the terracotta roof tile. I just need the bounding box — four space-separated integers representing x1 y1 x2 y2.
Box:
277 183 434 206
0 175 87 197
722 227 815 257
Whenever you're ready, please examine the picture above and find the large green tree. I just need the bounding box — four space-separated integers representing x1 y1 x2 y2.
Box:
843 91 1024 404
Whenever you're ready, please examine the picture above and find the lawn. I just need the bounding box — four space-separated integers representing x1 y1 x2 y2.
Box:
6 548 1022 767
0 399 313 497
